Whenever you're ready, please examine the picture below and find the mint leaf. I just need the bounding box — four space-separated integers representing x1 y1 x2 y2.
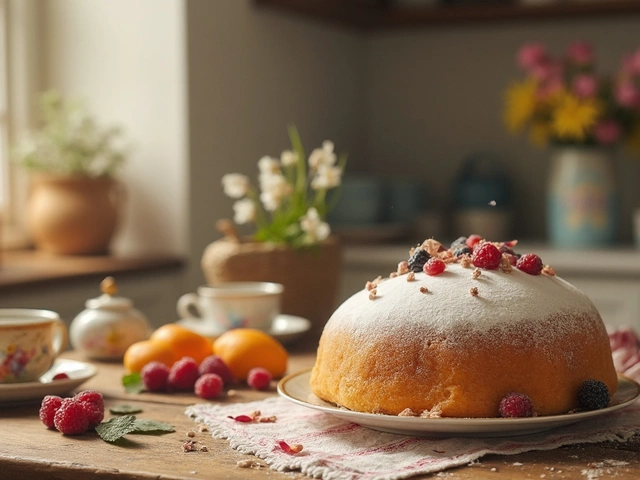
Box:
132 419 174 433
110 404 143 415
122 372 144 394
96 415 138 443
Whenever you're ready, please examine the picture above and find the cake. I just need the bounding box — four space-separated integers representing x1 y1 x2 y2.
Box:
310 237 618 418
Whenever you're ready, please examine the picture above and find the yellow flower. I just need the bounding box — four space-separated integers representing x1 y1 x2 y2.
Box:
529 120 552 146
551 92 600 142
504 79 537 132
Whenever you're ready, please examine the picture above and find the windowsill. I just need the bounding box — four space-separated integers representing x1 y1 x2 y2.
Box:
0 249 186 289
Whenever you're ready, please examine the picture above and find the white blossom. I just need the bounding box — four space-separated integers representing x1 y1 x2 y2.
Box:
259 172 292 211
308 140 336 170
221 173 250 199
311 165 342 190
300 207 330 242
258 155 280 175
280 150 299 167
232 198 256 224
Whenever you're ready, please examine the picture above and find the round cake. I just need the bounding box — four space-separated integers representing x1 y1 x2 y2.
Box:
310 238 618 418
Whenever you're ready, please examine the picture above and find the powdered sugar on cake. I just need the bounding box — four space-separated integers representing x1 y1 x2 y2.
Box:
327 262 599 336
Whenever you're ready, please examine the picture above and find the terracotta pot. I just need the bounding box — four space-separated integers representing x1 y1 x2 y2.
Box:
201 235 343 343
27 175 123 255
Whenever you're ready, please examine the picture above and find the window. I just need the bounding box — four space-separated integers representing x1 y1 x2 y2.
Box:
0 0 37 249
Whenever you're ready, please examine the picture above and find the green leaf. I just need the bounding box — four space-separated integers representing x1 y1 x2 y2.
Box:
95 415 138 443
132 419 175 433
121 372 144 394
110 404 143 415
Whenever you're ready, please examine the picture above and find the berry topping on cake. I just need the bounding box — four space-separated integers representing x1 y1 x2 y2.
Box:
466 234 483 250
498 392 534 418
516 253 544 276
577 379 610 411
408 248 430 273
423 257 446 276
472 242 502 270
453 246 472 257
451 236 467 248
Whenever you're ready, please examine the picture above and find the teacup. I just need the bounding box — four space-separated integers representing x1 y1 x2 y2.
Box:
176 282 284 336
0 309 68 384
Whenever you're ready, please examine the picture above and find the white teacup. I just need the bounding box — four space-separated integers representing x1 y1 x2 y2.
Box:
177 282 284 336
0 309 68 384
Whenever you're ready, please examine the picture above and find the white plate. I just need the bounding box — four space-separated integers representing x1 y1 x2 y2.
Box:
278 369 640 437
0 359 97 406
178 314 312 346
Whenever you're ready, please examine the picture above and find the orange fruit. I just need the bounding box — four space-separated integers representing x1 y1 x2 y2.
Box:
149 323 213 365
123 339 177 373
212 328 288 380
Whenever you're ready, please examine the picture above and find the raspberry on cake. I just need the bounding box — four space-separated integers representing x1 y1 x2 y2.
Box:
310 236 618 418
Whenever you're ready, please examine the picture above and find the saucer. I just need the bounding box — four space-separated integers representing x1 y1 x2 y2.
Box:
0 359 97 406
177 314 311 345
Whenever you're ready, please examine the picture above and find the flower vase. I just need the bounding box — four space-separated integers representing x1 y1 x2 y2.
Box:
201 233 342 343
547 147 618 248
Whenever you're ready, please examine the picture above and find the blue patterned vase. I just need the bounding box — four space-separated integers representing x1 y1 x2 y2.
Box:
547 147 617 248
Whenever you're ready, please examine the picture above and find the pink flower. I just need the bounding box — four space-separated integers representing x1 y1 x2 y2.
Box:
609 325 640 351
566 41 594 65
536 76 564 100
517 43 548 71
621 49 640 76
572 74 598 98
594 119 622 145
616 81 640 108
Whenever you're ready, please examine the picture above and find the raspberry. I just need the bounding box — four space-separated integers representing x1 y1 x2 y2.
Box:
141 361 170 392
499 392 534 418
408 248 430 273
74 390 104 411
168 356 200 391
577 379 610 411
39 395 63 429
423 257 446 276
516 253 543 275
194 373 224 399
82 402 105 428
247 367 272 390
472 243 502 270
466 234 483 250
198 355 234 385
53 398 90 435
52 373 69 380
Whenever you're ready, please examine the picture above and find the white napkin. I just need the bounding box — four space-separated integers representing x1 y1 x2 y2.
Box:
186 396 640 480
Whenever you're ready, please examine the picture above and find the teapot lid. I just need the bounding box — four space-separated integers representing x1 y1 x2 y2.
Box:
85 277 133 310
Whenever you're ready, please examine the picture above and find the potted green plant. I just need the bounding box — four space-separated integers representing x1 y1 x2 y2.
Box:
200 126 347 339
13 90 128 255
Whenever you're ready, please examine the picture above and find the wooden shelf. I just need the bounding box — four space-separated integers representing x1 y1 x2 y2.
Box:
254 0 640 28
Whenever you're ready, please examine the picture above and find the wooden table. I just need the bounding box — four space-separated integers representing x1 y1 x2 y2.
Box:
1 351 639 480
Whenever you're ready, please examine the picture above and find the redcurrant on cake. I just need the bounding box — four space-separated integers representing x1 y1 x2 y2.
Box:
310 236 618 418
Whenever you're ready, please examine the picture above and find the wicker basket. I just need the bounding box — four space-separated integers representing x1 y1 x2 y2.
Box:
201 231 342 343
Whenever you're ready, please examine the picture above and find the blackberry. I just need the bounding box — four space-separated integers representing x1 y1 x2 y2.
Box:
577 379 610 411
408 248 430 273
453 246 472 257
450 236 467 248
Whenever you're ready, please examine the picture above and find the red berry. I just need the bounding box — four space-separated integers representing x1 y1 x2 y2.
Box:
499 392 534 418
423 257 446 276
52 373 69 380
247 367 272 390
198 355 234 385
53 398 90 435
81 402 105 428
194 373 224 399
74 390 104 411
466 234 483 250
39 395 63 429
168 356 200 391
141 361 170 392
516 253 543 275
472 243 502 270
